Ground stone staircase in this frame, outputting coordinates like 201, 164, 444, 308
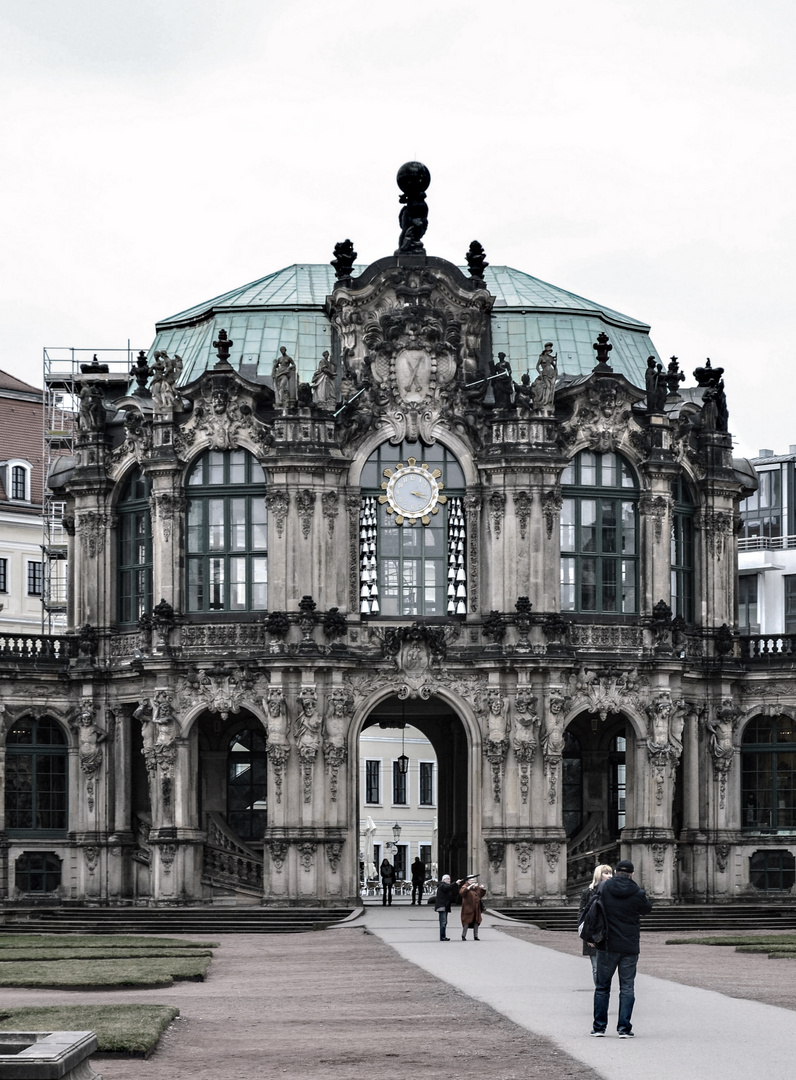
0, 906, 354, 935
493, 904, 796, 933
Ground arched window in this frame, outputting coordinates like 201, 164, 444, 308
118, 468, 152, 625
5, 717, 68, 835
187, 449, 267, 613
359, 441, 466, 616
560, 451, 639, 613
742, 715, 796, 831
227, 728, 268, 841
670, 476, 695, 623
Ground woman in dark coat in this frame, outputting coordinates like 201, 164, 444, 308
578, 864, 613, 982
459, 879, 486, 940
380, 858, 396, 906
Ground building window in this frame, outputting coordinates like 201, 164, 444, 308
419, 761, 435, 806
11, 465, 27, 501
739, 575, 760, 634
560, 451, 639, 614
359, 440, 466, 616
749, 850, 795, 891
117, 469, 153, 625
419, 844, 432, 875
15, 852, 62, 894
5, 717, 68, 835
365, 760, 381, 804
186, 449, 267, 613
26, 561, 43, 596
609, 734, 627, 834
562, 730, 582, 839
670, 476, 695, 623
785, 576, 796, 635
0, 558, 7, 593
392, 761, 407, 805
227, 728, 268, 842
740, 467, 782, 542
742, 715, 796, 830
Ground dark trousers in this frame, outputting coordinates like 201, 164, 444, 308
437, 910, 448, 939
593, 950, 638, 1034
411, 882, 424, 904
382, 883, 393, 905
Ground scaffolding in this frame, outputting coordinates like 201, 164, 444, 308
41, 346, 140, 634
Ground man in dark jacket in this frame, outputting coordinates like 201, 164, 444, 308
433, 875, 456, 941
410, 857, 427, 905
591, 859, 651, 1038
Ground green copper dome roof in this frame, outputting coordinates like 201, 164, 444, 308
151, 264, 659, 387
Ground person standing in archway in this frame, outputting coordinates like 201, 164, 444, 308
410, 856, 426, 905
434, 874, 456, 941
380, 858, 396, 906
459, 878, 486, 941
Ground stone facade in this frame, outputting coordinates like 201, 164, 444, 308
3, 203, 793, 907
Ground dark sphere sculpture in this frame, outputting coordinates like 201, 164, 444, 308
396, 161, 431, 194
396, 162, 431, 255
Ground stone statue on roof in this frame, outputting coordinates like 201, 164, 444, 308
273, 346, 298, 409
532, 343, 557, 411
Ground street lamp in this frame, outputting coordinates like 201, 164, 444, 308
391, 821, 402, 852
397, 725, 409, 776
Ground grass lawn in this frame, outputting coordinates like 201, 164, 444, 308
0, 1004, 179, 1056
0, 935, 217, 988
666, 933, 796, 959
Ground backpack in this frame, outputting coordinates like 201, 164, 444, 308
578, 888, 608, 947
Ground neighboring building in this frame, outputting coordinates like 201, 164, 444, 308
0, 371, 44, 635
4, 162, 796, 910
738, 447, 796, 637
359, 722, 437, 884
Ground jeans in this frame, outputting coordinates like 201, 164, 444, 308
437, 910, 448, 939
593, 950, 638, 1033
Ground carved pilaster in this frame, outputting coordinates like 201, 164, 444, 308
513, 491, 532, 541
297, 489, 315, 539
542, 490, 562, 540
266, 491, 289, 538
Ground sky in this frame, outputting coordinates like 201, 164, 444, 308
1, 0, 793, 460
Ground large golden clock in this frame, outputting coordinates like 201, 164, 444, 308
378, 457, 447, 526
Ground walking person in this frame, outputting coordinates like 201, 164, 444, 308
434, 874, 456, 941
380, 858, 396, 906
591, 859, 651, 1038
410, 856, 426, 905
459, 878, 486, 940
578, 864, 613, 984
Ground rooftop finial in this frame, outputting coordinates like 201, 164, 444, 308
395, 161, 430, 255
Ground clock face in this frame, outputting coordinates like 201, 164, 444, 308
378, 457, 446, 526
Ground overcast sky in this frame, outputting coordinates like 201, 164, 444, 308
1, 0, 793, 459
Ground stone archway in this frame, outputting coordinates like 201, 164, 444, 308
359, 694, 471, 892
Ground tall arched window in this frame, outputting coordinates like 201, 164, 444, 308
5, 717, 68, 835
670, 476, 695, 623
742, 715, 796, 831
560, 451, 639, 613
227, 728, 268, 841
186, 449, 267, 613
359, 440, 466, 616
117, 468, 153, 626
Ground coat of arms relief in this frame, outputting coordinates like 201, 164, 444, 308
329, 264, 492, 445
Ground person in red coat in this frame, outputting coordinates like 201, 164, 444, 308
459, 879, 486, 940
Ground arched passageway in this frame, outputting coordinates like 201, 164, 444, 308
360, 695, 470, 888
